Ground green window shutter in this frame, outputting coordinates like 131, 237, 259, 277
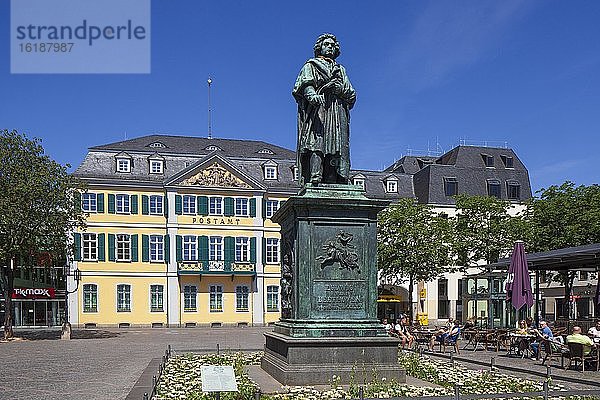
74, 192, 82, 213
131, 234, 138, 262
249, 198, 256, 217
175, 195, 182, 215
98, 233, 105, 262
96, 193, 105, 213
108, 234, 116, 261
163, 196, 169, 217
250, 237, 257, 263
142, 234, 149, 262
224, 236, 235, 269
198, 236, 209, 263
262, 237, 267, 264
224, 197, 234, 216
73, 233, 81, 261
130, 195, 138, 214
164, 234, 170, 263
142, 195, 149, 215
176, 235, 182, 262
108, 194, 116, 214
198, 196, 208, 216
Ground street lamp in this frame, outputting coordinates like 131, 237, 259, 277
61, 263, 80, 340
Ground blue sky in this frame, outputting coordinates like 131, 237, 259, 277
1, 0, 599, 192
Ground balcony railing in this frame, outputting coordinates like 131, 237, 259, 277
178, 260, 255, 275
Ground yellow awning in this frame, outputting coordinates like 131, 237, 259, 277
377, 295, 403, 302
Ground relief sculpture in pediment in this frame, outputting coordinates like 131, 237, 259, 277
181, 162, 251, 188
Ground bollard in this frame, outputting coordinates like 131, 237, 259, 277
490, 357, 495, 371
162, 355, 166, 364
543, 380, 549, 400
454, 384, 460, 400
159, 363, 163, 374
168, 344, 171, 356
143, 393, 148, 400
217, 343, 220, 355
358, 386, 364, 400
546, 365, 551, 379
450, 354, 454, 367
153, 375, 157, 387
254, 389, 261, 400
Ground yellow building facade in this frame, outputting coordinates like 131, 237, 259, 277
68, 135, 298, 327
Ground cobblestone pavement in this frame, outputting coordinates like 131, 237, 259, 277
0, 327, 269, 400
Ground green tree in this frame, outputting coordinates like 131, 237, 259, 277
453, 194, 527, 268
0, 130, 85, 339
377, 198, 453, 322
525, 181, 600, 317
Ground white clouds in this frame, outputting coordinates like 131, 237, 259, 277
391, 0, 536, 92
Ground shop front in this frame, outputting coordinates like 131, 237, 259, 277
7, 287, 65, 327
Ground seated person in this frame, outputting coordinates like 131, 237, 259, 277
398, 316, 414, 348
531, 320, 553, 358
567, 326, 595, 356
429, 320, 460, 351
588, 320, 600, 340
462, 318, 475, 330
516, 320, 529, 335
382, 318, 393, 335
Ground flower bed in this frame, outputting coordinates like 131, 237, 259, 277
154, 350, 580, 400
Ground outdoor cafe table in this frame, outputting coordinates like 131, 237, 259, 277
506, 332, 536, 358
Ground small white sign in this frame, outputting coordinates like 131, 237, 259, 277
201, 365, 238, 392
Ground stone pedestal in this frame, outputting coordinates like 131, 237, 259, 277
261, 185, 404, 385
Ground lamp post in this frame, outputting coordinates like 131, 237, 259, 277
62, 263, 80, 340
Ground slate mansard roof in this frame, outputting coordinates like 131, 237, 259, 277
74, 135, 531, 204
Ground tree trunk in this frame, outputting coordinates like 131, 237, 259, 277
408, 276, 414, 324
562, 271, 574, 319
3, 260, 15, 340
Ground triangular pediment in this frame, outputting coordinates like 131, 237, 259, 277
166, 154, 264, 190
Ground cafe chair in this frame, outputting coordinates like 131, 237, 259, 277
565, 342, 599, 372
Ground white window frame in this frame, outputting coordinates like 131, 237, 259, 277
149, 160, 164, 174
183, 235, 197, 261
183, 285, 197, 312
116, 234, 131, 262
386, 180, 398, 193
265, 200, 280, 218
266, 238, 280, 264
235, 198, 249, 216
83, 283, 98, 313
235, 237, 250, 262
116, 194, 130, 214
507, 181, 521, 200
235, 285, 249, 312
209, 197, 223, 215
81, 193, 97, 213
82, 233, 98, 261
149, 235, 164, 262
116, 158, 131, 173
149, 195, 163, 215
209, 236, 224, 261
150, 284, 164, 312
209, 284, 223, 312
116, 284, 131, 312
267, 285, 279, 312
264, 166, 277, 180
292, 166, 299, 181
353, 179, 365, 190
182, 195, 196, 215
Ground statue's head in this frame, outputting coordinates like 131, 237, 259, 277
313, 33, 340, 59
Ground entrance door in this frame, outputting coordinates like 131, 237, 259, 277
35, 301, 47, 326
22, 301, 35, 326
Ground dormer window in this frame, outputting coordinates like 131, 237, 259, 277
501, 155, 514, 168
385, 179, 398, 193
507, 181, 521, 200
205, 145, 222, 152
444, 177, 458, 196
481, 154, 494, 168
264, 166, 277, 180
487, 179, 501, 198
149, 160, 164, 174
258, 148, 275, 155
148, 142, 165, 148
353, 178, 365, 190
116, 158, 131, 173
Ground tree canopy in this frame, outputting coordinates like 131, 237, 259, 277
377, 198, 453, 320
0, 129, 85, 338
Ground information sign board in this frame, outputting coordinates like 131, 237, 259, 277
200, 365, 238, 392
